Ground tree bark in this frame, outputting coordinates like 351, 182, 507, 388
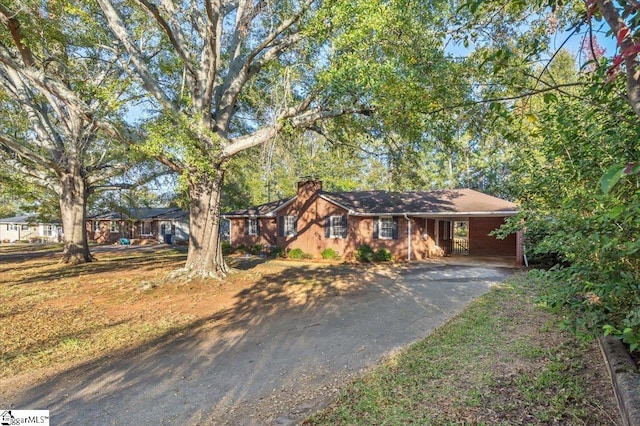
59, 171, 92, 264
597, 0, 640, 120
183, 166, 230, 278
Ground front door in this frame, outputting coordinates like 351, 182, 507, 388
438, 220, 452, 255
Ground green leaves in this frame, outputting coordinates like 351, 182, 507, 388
600, 164, 627, 194
600, 162, 640, 193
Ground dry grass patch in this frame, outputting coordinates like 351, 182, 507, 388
0, 246, 372, 391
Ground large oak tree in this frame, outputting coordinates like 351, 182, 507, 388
0, 1, 129, 263
96, 0, 453, 277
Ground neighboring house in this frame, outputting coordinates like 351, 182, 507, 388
0, 214, 62, 243
224, 180, 523, 265
86, 207, 189, 244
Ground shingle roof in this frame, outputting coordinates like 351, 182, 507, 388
223, 188, 517, 217
321, 188, 517, 215
0, 214, 59, 224
88, 207, 187, 220
0, 214, 38, 224
223, 198, 296, 217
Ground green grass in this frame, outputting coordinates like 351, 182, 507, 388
305, 276, 618, 425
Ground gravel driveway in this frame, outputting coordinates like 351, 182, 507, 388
7, 263, 513, 425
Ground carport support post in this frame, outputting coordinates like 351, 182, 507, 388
404, 214, 411, 261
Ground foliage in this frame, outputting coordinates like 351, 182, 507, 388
356, 244, 375, 263
250, 243, 265, 255
288, 248, 311, 260
493, 58, 640, 350
235, 244, 249, 254
374, 247, 393, 262
0, 1, 136, 263
270, 247, 285, 259
221, 241, 233, 256
321, 248, 341, 260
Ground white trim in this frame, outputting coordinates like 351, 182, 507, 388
404, 214, 411, 261
378, 216, 394, 240
247, 218, 258, 235
328, 215, 345, 239
318, 194, 353, 214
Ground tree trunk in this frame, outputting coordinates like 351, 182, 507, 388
59, 171, 92, 264
184, 167, 230, 278
597, 0, 640, 120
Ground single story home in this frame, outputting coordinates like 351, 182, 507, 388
86, 207, 189, 244
0, 214, 62, 243
223, 180, 523, 265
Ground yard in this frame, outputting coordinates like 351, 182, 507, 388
0, 243, 620, 424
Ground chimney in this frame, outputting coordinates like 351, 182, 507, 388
297, 179, 322, 200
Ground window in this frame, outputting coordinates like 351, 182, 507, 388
379, 217, 395, 239
21, 224, 29, 231
278, 215, 297, 237
374, 216, 397, 240
110, 221, 118, 233
140, 221, 152, 236
93, 221, 100, 232
43, 225, 54, 237
246, 218, 258, 236
327, 215, 347, 238
7, 224, 17, 231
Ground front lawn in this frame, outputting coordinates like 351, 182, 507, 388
305, 275, 620, 425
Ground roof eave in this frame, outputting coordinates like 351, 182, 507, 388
223, 196, 298, 219
346, 210, 519, 217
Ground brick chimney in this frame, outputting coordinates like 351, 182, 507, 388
297, 179, 322, 203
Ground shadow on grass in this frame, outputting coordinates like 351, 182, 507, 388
5, 258, 510, 425
1, 246, 188, 286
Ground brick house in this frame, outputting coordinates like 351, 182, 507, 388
224, 180, 523, 265
86, 207, 189, 244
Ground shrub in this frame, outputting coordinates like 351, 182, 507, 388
270, 246, 284, 258
250, 243, 264, 255
222, 241, 234, 255
356, 244, 374, 262
321, 248, 340, 260
288, 248, 305, 259
375, 247, 393, 262
236, 243, 249, 254
288, 248, 311, 259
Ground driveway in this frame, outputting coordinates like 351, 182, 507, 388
6, 263, 514, 425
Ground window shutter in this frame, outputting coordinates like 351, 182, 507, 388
373, 216, 379, 239
294, 216, 298, 234
342, 215, 348, 238
278, 216, 284, 237
325, 216, 330, 238
244, 219, 249, 235
256, 219, 261, 235
392, 217, 399, 240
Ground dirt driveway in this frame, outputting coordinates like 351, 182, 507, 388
6, 262, 513, 425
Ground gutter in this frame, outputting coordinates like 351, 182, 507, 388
345, 210, 519, 217
404, 213, 411, 261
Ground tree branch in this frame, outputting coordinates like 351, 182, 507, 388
222, 102, 374, 158
596, 0, 640, 119
96, 0, 176, 113
0, 4, 34, 67
136, 0, 195, 76
215, 0, 314, 133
